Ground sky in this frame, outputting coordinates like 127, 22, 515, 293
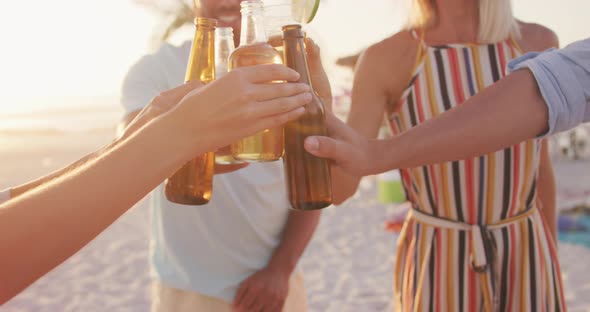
0, 0, 587, 115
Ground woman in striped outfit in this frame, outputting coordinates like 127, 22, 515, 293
332, 0, 565, 311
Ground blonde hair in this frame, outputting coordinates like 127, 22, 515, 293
405, 0, 521, 43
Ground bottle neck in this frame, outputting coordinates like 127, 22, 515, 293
240, 9, 268, 46
186, 24, 215, 83
282, 35, 313, 91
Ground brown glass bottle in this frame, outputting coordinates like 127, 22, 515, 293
164, 17, 216, 205
282, 24, 332, 210
229, 0, 284, 162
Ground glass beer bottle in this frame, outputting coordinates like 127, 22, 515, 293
282, 24, 332, 210
164, 17, 216, 205
214, 26, 243, 164
229, 0, 284, 162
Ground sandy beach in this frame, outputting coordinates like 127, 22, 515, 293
1, 130, 590, 312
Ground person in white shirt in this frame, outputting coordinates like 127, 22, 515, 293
0, 64, 311, 304
120, 1, 333, 311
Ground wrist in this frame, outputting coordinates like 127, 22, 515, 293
367, 139, 393, 175
138, 116, 198, 168
266, 255, 295, 277
161, 107, 210, 153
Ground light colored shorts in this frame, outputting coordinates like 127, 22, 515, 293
151, 272, 308, 312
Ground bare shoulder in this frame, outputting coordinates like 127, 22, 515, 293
517, 21, 559, 53
358, 31, 418, 72
355, 30, 419, 94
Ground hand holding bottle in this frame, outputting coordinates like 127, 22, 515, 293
166, 63, 312, 157
304, 112, 376, 177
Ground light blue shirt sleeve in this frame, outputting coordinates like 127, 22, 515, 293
507, 38, 590, 136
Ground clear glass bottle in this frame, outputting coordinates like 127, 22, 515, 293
164, 17, 216, 205
229, 0, 284, 162
214, 26, 243, 165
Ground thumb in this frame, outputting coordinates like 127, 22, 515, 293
304, 135, 346, 161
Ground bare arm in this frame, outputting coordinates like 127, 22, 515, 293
537, 141, 557, 242
269, 210, 321, 274
0, 116, 185, 303
304, 69, 549, 176
9, 142, 115, 199
10, 87, 181, 200
370, 70, 548, 171
332, 34, 417, 204
0, 64, 310, 304
332, 50, 387, 203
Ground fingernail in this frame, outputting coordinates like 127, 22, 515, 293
305, 137, 319, 151
303, 92, 313, 102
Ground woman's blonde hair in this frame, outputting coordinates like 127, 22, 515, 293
405, 0, 521, 43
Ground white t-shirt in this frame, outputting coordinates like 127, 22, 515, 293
121, 42, 291, 302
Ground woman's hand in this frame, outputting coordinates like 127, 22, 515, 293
166, 63, 312, 155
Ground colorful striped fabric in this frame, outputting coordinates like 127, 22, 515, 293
389, 31, 567, 311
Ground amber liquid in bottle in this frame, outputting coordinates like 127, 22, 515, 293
229, 0, 284, 162
282, 24, 332, 210
164, 17, 216, 205
267, 35, 284, 61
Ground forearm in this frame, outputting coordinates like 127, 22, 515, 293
375, 70, 549, 172
332, 169, 362, 205
10, 110, 143, 199
9, 141, 116, 199
267, 210, 321, 274
0, 116, 187, 303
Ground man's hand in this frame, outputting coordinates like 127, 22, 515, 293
232, 266, 290, 312
304, 112, 375, 177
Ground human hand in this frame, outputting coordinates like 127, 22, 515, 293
304, 112, 375, 177
305, 37, 332, 111
120, 80, 204, 141
232, 266, 290, 312
167, 63, 312, 155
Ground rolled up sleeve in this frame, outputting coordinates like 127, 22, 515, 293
507, 38, 590, 136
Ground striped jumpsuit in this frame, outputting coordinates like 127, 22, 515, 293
391, 31, 567, 312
